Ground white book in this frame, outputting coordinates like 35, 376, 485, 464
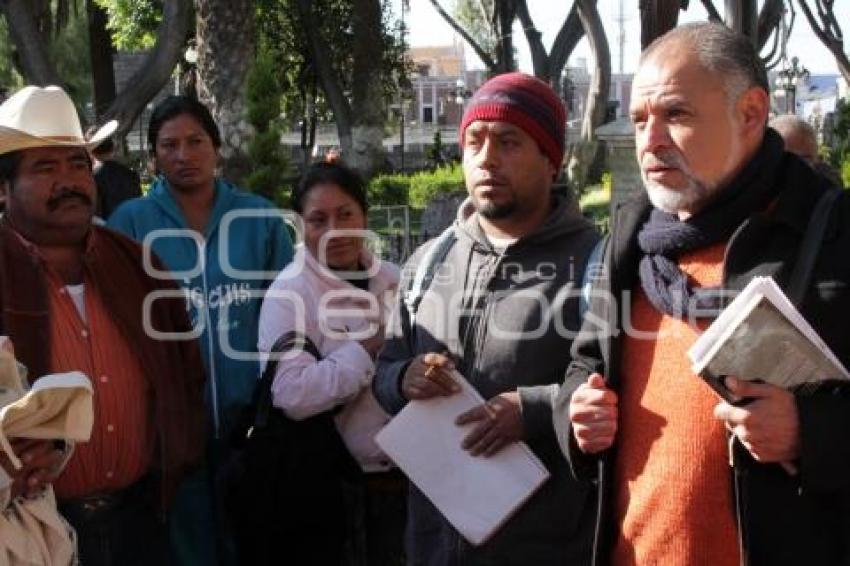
688, 276, 849, 402
374, 370, 550, 545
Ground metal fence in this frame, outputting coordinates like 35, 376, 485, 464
367, 205, 429, 264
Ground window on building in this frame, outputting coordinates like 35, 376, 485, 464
423, 106, 434, 124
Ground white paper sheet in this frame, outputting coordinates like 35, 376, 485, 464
375, 370, 550, 545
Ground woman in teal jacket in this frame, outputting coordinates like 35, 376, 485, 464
108, 96, 293, 565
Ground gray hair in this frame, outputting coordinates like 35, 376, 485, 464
769, 114, 816, 142
641, 22, 769, 103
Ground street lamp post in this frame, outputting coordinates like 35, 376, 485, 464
775, 56, 810, 115
454, 78, 472, 106
400, 97, 406, 172
399, 0, 408, 172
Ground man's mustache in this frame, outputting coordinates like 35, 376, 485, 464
643, 150, 686, 171
46, 188, 93, 211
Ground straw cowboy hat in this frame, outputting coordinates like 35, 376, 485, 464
0, 85, 117, 157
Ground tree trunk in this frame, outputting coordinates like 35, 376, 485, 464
568, 0, 611, 190
195, 0, 255, 184
101, 0, 192, 143
513, 0, 589, 87
428, 0, 496, 71
516, 0, 548, 79
797, 0, 850, 87
725, 0, 758, 44
0, 0, 63, 85
640, 0, 683, 49
349, 0, 386, 177
294, 0, 353, 160
494, 0, 517, 73
87, 0, 116, 119
577, 0, 610, 142
698, 0, 723, 22
549, 3, 588, 89
757, 0, 784, 50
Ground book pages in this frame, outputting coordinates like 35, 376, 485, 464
688, 277, 850, 393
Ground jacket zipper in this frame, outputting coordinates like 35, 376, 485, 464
198, 240, 221, 439
722, 216, 753, 566
730, 438, 748, 566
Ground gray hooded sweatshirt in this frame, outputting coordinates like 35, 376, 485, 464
374, 192, 600, 566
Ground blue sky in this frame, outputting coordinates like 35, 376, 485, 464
400, 0, 849, 76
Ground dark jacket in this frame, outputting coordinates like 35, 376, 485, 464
553, 151, 850, 566
0, 220, 207, 507
375, 192, 600, 566
95, 160, 141, 220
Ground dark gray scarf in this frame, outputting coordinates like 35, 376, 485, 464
637, 130, 785, 319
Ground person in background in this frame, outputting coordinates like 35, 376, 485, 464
257, 158, 405, 565
85, 128, 142, 220
556, 23, 850, 566
0, 85, 205, 566
373, 72, 600, 566
769, 113, 844, 187
108, 95, 293, 565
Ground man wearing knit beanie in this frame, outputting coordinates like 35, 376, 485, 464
374, 72, 600, 566
459, 71, 567, 174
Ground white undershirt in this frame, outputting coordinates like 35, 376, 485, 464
487, 235, 518, 252
65, 284, 87, 323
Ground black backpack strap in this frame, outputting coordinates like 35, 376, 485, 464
579, 237, 606, 318
404, 227, 457, 322
786, 188, 841, 307
254, 332, 321, 430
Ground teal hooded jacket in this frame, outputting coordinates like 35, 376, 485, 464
108, 177, 293, 439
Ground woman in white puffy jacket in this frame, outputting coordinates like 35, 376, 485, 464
257, 159, 405, 565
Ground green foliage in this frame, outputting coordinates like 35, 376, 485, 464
452, 0, 497, 61
0, 19, 23, 92
842, 156, 850, 188
426, 131, 446, 168
829, 99, 850, 168
243, 44, 291, 204
368, 174, 410, 206
369, 164, 465, 208
92, 0, 163, 50
48, 6, 93, 109
408, 164, 464, 208
579, 185, 610, 234
245, 48, 280, 127
0, 3, 92, 106
256, 0, 411, 129
601, 171, 612, 193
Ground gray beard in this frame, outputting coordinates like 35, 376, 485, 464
644, 177, 715, 216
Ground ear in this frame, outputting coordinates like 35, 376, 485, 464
736, 86, 770, 141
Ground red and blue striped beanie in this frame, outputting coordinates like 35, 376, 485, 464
459, 72, 567, 169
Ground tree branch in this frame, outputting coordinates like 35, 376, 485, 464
295, 0, 352, 142
576, 0, 610, 140
515, 0, 547, 79
0, 0, 63, 86
549, 2, 586, 86
818, 0, 843, 41
757, 0, 784, 50
101, 0, 192, 141
699, 0, 723, 23
428, 0, 496, 70
797, 0, 850, 86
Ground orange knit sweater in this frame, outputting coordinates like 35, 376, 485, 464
610, 243, 740, 566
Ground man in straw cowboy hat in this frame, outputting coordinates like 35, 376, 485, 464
0, 85, 206, 565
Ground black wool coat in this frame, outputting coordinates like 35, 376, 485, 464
554, 151, 850, 566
